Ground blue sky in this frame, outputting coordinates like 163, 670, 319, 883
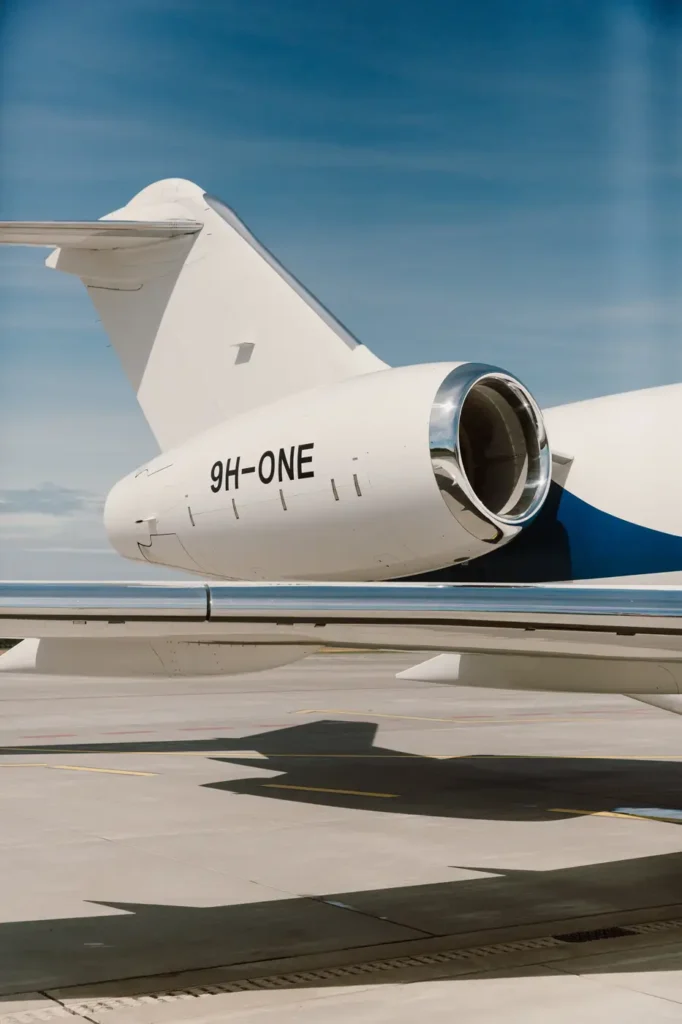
1, 0, 682, 578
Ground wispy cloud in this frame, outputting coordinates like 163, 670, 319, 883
0, 483, 102, 518
0, 488, 133, 579
7, 98, 682, 193
582, 301, 682, 327
21, 546, 116, 555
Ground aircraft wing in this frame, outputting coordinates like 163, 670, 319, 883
2, 581, 682, 663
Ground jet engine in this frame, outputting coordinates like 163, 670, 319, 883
105, 361, 551, 581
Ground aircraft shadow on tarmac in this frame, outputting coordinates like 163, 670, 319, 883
3, 721, 682, 996
3, 850, 682, 997
5, 717, 682, 823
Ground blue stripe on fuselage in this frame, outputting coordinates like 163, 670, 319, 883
403, 483, 682, 583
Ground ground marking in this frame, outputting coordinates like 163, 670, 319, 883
51, 764, 156, 776
0, 762, 48, 768
550, 807, 682, 824
263, 783, 398, 798
295, 709, 633, 725
0, 762, 155, 777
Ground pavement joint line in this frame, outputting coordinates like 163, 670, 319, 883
9, 916, 682, 1019
294, 709, 646, 725
442, 753, 682, 761
3, 750, 682, 760
549, 807, 682, 824
21, 734, 76, 739
101, 730, 154, 736
0, 749, 267, 758
263, 783, 399, 798
2, 904, 682, 1016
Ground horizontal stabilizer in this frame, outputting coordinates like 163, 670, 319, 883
0, 220, 202, 249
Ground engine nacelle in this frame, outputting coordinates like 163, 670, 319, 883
105, 362, 551, 580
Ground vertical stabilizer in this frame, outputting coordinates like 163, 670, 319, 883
43, 178, 387, 449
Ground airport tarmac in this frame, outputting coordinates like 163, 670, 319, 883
1, 651, 682, 1022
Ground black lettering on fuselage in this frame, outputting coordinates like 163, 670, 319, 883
278, 446, 296, 482
225, 456, 240, 490
297, 442, 315, 479
211, 443, 315, 493
210, 460, 223, 492
258, 450, 276, 484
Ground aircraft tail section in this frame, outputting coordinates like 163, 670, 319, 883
0, 179, 386, 449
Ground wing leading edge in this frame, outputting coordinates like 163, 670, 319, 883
2, 581, 682, 663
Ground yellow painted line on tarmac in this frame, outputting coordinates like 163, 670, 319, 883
263, 783, 398, 799
50, 764, 156, 776
549, 807, 682, 825
0, 762, 49, 768
0, 761, 155, 777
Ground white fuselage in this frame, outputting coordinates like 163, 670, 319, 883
105, 369, 682, 586
105, 361, 547, 580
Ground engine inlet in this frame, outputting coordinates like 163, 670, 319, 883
429, 363, 551, 544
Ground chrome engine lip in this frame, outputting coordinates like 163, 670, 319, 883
429, 363, 551, 543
